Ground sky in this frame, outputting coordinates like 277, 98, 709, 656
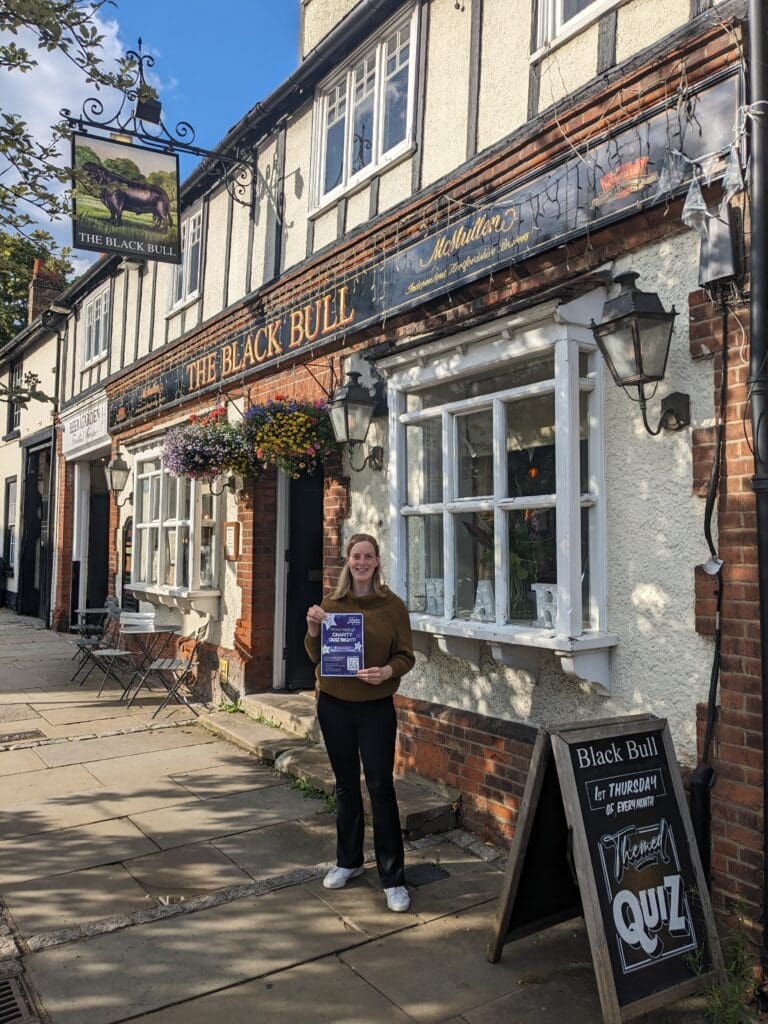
3, 0, 301, 273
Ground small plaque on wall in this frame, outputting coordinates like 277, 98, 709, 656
224, 522, 240, 561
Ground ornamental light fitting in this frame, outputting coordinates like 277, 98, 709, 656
590, 272, 689, 436
328, 372, 384, 472
106, 454, 133, 507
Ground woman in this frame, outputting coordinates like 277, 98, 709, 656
305, 533, 415, 913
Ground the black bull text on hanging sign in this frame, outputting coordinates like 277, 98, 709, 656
109, 71, 739, 430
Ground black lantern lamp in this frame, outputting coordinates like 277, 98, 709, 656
329, 372, 384, 472
106, 454, 133, 507
590, 272, 689, 435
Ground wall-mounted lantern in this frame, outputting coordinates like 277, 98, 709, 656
105, 454, 133, 507
328, 371, 385, 472
590, 272, 689, 435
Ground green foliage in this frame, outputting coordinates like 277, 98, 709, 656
219, 700, 243, 714
103, 157, 144, 181
289, 775, 336, 814
0, 228, 72, 346
0, 1, 135, 240
698, 906, 760, 1024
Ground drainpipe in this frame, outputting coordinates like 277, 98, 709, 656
747, 0, 768, 966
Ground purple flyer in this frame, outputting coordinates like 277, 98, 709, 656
320, 613, 364, 676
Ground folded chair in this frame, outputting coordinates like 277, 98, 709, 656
89, 611, 154, 697
129, 622, 208, 718
68, 598, 121, 683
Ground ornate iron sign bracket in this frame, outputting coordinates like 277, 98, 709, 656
60, 39, 257, 205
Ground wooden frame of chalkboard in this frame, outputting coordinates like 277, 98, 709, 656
488, 714, 725, 1023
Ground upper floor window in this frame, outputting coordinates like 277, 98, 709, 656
536, 0, 613, 49
132, 455, 218, 592
387, 320, 607, 650
313, 7, 417, 207
172, 209, 202, 307
7, 360, 22, 434
3, 477, 16, 576
83, 288, 110, 366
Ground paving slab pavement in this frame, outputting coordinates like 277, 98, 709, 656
0, 610, 716, 1024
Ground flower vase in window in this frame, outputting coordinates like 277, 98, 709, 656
472, 579, 495, 622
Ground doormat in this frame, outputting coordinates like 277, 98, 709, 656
0, 730, 45, 744
404, 863, 450, 888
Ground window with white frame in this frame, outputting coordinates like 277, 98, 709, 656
390, 326, 605, 646
536, 0, 616, 49
171, 209, 202, 307
132, 455, 219, 592
83, 288, 110, 366
7, 360, 22, 434
4, 477, 16, 576
313, 7, 417, 206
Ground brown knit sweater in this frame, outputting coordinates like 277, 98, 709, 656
304, 587, 415, 701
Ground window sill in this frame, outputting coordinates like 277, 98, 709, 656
166, 292, 201, 320
127, 583, 220, 618
2, 430, 20, 443
409, 613, 617, 694
81, 355, 108, 373
530, 0, 630, 65
310, 142, 416, 220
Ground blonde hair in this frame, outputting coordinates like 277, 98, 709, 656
330, 533, 387, 599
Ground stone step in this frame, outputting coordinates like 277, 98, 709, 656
240, 692, 321, 743
200, 702, 460, 840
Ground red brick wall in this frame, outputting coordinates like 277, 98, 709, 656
689, 284, 762, 931
395, 696, 536, 842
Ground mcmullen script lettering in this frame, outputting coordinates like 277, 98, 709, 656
419, 210, 519, 268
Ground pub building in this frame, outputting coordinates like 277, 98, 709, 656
27, 0, 760, 940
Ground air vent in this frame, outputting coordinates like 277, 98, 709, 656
0, 977, 38, 1023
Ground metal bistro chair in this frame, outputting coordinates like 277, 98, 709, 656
68, 598, 121, 683
131, 623, 208, 718
90, 611, 155, 697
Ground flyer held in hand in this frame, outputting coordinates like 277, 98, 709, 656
320, 613, 365, 677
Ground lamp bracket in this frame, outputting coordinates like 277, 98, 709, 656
659, 392, 691, 431
115, 490, 133, 509
348, 444, 384, 473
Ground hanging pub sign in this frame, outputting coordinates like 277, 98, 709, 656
109, 69, 739, 429
72, 133, 180, 263
487, 716, 724, 1023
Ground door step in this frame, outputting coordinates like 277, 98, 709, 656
200, 693, 459, 840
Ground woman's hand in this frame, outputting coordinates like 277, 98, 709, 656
306, 604, 326, 637
356, 665, 394, 686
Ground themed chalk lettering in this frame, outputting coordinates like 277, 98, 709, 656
597, 818, 697, 971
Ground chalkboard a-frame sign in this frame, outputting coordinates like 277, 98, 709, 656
487, 715, 724, 1023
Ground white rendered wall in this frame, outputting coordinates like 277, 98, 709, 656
203, 187, 229, 322
281, 103, 314, 273
476, 0, 531, 153
420, 0, 472, 188
615, 0, 688, 64
301, 0, 360, 57
538, 24, 600, 112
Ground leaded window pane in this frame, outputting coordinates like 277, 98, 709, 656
454, 511, 495, 621
457, 410, 493, 498
505, 394, 556, 498
406, 515, 444, 613
406, 420, 443, 505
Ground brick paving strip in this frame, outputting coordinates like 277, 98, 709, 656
0, 829, 500, 960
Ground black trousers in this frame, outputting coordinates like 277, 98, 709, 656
316, 691, 405, 888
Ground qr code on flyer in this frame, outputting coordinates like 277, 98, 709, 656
346, 657, 360, 672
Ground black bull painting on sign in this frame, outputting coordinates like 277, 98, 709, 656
82, 162, 173, 231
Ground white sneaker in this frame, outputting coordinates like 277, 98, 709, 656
384, 885, 411, 912
322, 865, 364, 889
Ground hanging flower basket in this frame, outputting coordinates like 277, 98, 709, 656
244, 395, 340, 479
162, 407, 260, 482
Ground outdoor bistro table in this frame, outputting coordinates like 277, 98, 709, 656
120, 623, 181, 704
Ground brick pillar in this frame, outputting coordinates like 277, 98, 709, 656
689, 287, 762, 934
322, 450, 349, 593
235, 470, 277, 691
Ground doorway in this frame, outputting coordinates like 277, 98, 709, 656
19, 443, 53, 621
282, 469, 324, 689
